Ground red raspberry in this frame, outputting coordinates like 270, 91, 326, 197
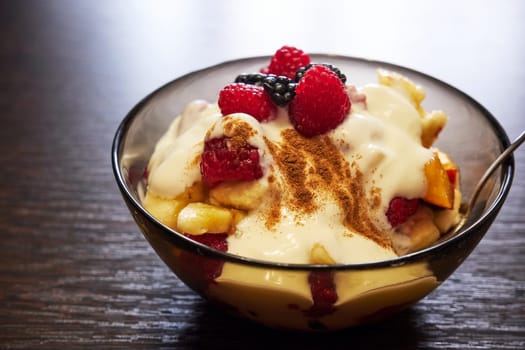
189, 233, 228, 252
263, 45, 311, 79
288, 65, 351, 137
306, 271, 338, 317
200, 136, 263, 187
218, 83, 276, 122
180, 233, 228, 290
386, 197, 420, 227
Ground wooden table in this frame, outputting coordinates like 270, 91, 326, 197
1, 1, 523, 348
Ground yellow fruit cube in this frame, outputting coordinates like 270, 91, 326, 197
143, 192, 186, 229
377, 68, 426, 115
309, 243, 336, 265
209, 180, 268, 211
177, 202, 233, 235
421, 110, 448, 148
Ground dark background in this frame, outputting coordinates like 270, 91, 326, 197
1, 1, 523, 349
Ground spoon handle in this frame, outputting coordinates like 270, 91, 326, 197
467, 130, 525, 211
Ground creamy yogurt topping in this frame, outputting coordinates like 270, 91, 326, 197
147, 101, 220, 198
146, 84, 433, 264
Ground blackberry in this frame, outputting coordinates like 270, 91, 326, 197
294, 63, 347, 84
262, 74, 296, 106
234, 73, 266, 86
234, 73, 296, 106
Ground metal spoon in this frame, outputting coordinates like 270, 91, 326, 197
453, 129, 525, 234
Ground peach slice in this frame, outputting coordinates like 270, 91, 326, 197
437, 151, 459, 188
423, 152, 454, 209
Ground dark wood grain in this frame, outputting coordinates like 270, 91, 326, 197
1, 1, 523, 349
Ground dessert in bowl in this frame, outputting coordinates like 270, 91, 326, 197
112, 46, 514, 331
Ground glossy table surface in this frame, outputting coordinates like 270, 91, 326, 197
1, 1, 524, 349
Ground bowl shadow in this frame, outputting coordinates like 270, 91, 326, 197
167, 299, 427, 350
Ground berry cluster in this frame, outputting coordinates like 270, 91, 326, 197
203, 46, 352, 186
218, 45, 351, 137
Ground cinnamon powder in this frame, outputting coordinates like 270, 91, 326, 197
221, 116, 257, 148
265, 128, 392, 250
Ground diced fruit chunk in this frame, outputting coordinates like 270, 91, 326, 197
421, 110, 448, 148
437, 150, 459, 188
143, 192, 186, 229
177, 202, 233, 235
309, 243, 336, 265
210, 180, 268, 211
423, 152, 454, 209
377, 68, 425, 114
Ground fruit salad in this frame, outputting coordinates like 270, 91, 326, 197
144, 46, 461, 267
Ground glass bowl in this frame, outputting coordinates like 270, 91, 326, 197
112, 55, 514, 331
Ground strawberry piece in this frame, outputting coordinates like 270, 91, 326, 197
288, 65, 351, 137
218, 83, 276, 122
305, 271, 338, 317
180, 233, 228, 290
386, 197, 420, 227
200, 136, 263, 187
263, 45, 311, 79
